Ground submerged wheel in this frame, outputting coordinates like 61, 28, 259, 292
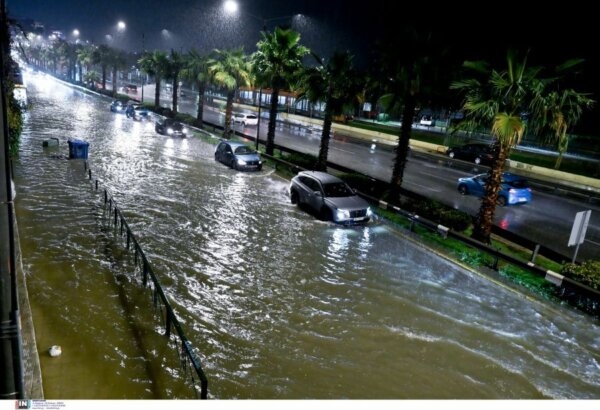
320, 206, 332, 222
290, 189, 299, 204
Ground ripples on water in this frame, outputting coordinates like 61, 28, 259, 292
14, 74, 600, 399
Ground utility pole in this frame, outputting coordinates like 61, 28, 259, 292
0, 0, 24, 399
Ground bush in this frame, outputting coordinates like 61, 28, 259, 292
561, 260, 600, 291
282, 152, 318, 170
401, 197, 472, 232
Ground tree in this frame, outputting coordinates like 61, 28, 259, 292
181, 49, 211, 127
166, 49, 184, 114
297, 52, 363, 170
208, 48, 252, 138
110, 48, 127, 97
76, 45, 95, 83
84, 70, 100, 89
529, 62, 594, 169
451, 50, 544, 243
139, 50, 169, 110
376, 28, 452, 202
93, 45, 112, 90
252, 27, 309, 155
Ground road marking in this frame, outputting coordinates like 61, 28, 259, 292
331, 146, 355, 154
403, 180, 443, 192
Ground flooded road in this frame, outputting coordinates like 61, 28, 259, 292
14, 73, 600, 399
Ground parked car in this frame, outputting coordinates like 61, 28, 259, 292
232, 112, 259, 126
123, 84, 138, 94
214, 141, 262, 171
125, 104, 150, 120
457, 173, 532, 206
155, 118, 188, 137
110, 100, 126, 113
289, 171, 372, 224
446, 143, 495, 165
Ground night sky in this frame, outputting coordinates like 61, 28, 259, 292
7, 0, 600, 135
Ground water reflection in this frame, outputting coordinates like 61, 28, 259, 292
13, 73, 600, 399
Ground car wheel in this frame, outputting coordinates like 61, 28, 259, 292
497, 196, 507, 206
155, 126, 161, 134
448, 151, 455, 159
474, 157, 481, 165
231, 159, 237, 170
458, 184, 468, 195
290, 189, 299, 204
320, 206, 332, 222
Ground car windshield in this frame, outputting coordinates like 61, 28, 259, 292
234, 146, 255, 155
322, 182, 354, 197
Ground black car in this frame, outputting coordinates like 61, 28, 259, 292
155, 118, 188, 137
446, 143, 495, 165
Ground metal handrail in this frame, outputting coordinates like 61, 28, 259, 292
86, 164, 208, 399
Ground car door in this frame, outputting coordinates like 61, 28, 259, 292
306, 178, 325, 211
472, 175, 487, 196
223, 144, 235, 166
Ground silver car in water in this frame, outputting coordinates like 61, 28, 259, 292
289, 171, 372, 224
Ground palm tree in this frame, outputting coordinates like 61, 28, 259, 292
109, 49, 128, 97
166, 49, 185, 114
208, 48, 253, 138
93, 45, 112, 90
376, 28, 451, 202
181, 49, 211, 127
297, 52, 363, 171
451, 50, 543, 243
529, 63, 594, 169
139, 50, 169, 110
76, 45, 95, 83
84, 70, 100, 88
252, 27, 309, 155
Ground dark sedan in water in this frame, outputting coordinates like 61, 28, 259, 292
214, 141, 262, 171
446, 143, 496, 165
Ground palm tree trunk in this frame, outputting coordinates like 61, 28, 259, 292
224, 90, 235, 138
266, 87, 280, 156
196, 80, 206, 127
172, 74, 179, 114
154, 78, 161, 109
317, 106, 333, 171
101, 66, 107, 90
389, 92, 417, 202
112, 66, 117, 97
78, 64, 83, 83
472, 140, 510, 244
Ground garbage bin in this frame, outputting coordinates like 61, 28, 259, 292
68, 139, 89, 160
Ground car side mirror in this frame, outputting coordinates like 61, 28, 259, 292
314, 191, 322, 197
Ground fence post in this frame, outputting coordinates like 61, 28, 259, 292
126, 230, 130, 250
104, 189, 107, 204
530, 244, 540, 264
88, 169, 92, 180
95, 180, 98, 191
165, 311, 172, 338
143, 261, 148, 287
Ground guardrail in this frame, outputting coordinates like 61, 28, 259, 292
83, 163, 208, 399
258, 151, 600, 317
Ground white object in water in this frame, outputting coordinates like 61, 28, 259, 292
48, 345, 62, 357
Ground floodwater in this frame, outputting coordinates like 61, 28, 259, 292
13, 73, 600, 399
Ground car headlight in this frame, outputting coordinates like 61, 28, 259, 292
366, 207, 373, 217
237, 159, 247, 165
182, 128, 188, 134
336, 209, 350, 221
258, 160, 262, 165
167, 128, 174, 135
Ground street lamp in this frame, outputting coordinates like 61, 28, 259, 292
117, 21, 126, 31
72, 29, 80, 37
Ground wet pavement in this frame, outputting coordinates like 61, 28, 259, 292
12, 73, 600, 399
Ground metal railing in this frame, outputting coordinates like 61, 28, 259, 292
84, 164, 208, 399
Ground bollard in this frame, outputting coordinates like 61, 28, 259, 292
88, 169, 92, 180
126, 230, 130, 250
104, 189, 108, 204
114, 208, 118, 226
95, 180, 98, 191
165, 311, 172, 338
492, 256, 499, 271
143, 261, 148, 287
84, 161, 87, 171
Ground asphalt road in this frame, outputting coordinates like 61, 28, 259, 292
141, 84, 600, 261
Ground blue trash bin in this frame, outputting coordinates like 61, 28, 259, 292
68, 139, 89, 160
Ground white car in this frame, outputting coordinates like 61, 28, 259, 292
232, 113, 258, 126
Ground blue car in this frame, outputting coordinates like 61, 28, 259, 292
214, 141, 262, 171
457, 173, 532, 206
